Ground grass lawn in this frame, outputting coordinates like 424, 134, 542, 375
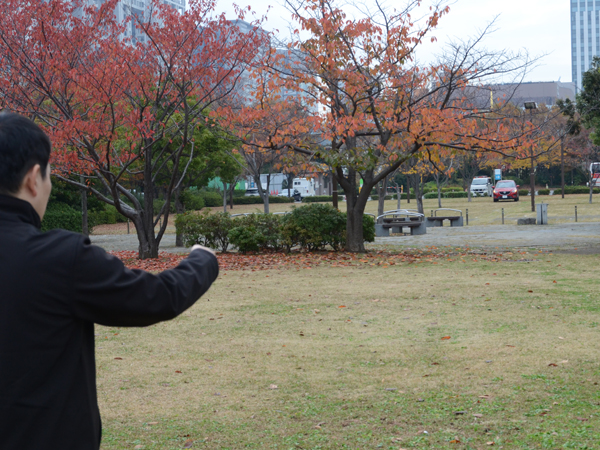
98, 248, 600, 449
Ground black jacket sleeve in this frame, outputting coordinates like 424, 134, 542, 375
70, 237, 219, 327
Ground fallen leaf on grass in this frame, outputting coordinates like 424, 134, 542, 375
183, 439, 194, 448
441, 336, 451, 340
449, 439, 461, 444
147, 422, 159, 425
268, 384, 278, 390
473, 413, 483, 418
114, 357, 123, 360
486, 442, 495, 446
548, 363, 558, 367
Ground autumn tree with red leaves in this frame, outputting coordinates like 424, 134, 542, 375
266, 0, 548, 252
0, 0, 266, 258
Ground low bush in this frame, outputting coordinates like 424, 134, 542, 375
518, 189, 530, 197
445, 191, 468, 198
199, 190, 223, 207
281, 204, 347, 251
180, 189, 205, 211
42, 202, 82, 233
562, 186, 600, 194
303, 195, 333, 203
232, 196, 295, 205
537, 189, 550, 195
424, 192, 439, 199
229, 214, 284, 252
88, 204, 127, 227
391, 193, 413, 200
370, 195, 393, 201
175, 211, 232, 252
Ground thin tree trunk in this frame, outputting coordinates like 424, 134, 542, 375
396, 186, 401, 210
175, 187, 185, 247
436, 175, 442, 208
377, 177, 387, 223
223, 181, 227, 213
80, 175, 88, 236
530, 154, 536, 213
561, 135, 565, 198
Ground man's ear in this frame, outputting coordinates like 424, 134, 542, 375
21, 164, 42, 197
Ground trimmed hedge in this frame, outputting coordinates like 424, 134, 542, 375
229, 214, 284, 252
41, 202, 82, 233
537, 189, 550, 195
370, 195, 393, 201
175, 211, 232, 252
233, 196, 295, 205
303, 195, 334, 203
518, 189, 530, 197
175, 205, 375, 252
446, 191, 468, 198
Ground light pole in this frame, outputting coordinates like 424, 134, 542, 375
524, 101, 537, 212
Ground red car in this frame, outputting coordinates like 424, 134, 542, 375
493, 180, 519, 202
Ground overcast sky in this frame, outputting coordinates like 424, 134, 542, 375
215, 0, 571, 83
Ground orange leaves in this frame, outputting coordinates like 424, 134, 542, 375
441, 336, 451, 340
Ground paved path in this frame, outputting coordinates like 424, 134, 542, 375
371, 222, 600, 251
90, 222, 600, 253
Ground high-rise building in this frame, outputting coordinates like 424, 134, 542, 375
571, 0, 600, 91
87, 0, 185, 43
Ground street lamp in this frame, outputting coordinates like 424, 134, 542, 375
523, 101, 537, 212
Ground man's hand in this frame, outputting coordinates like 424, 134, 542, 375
191, 244, 216, 256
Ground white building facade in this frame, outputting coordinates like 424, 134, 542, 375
571, 0, 600, 90
87, 0, 185, 43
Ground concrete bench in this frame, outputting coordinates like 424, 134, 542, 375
375, 210, 426, 237
425, 208, 463, 227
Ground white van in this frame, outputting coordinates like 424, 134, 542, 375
292, 178, 315, 198
470, 176, 493, 197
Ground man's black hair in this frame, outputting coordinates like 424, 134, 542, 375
0, 112, 51, 194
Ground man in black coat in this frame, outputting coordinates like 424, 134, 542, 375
0, 112, 219, 449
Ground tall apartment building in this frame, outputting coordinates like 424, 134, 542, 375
571, 0, 600, 90
87, 0, 185, 43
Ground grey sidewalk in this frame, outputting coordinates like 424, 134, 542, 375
90, 222, 600, 253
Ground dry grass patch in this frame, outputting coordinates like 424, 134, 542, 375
98, 250, 600, 449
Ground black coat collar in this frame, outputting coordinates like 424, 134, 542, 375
0, 194, 42, 229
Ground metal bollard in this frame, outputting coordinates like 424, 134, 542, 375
575, 205, 578, 222
431, 209, 434, 217
466, 209, 469, 225
502, 208, 504, 225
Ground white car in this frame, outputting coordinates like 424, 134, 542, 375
470, 177, 493, 197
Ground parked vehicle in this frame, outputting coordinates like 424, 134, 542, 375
292, 178, 315, 198
493, 180, 519, 202
590, 162, 600, 186
470, 176, 493, 197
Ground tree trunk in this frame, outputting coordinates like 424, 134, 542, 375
222, 181, 227, 213
410, 174, 423, 214
175, 187, 184, 247
141, 149, 159, 259
396, 186, 401, 210
530, 155, 536, 213
80, 176, 88, 236
590, 174, 594, 204
376, 177, 387, 223
436, 175, 442, 208
561, 136, 565, 199
406, 184, 410, 203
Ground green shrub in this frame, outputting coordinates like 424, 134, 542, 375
200, 190, 223, 207
518, 189, 530, 197
446, 191, 468, 198
303, 196, 333, 203
175, 211, 233, 252
537, 189, 550, 195
359, 214, 375, 243
562, 186, 600, 194
232, 196, 294, 205
424, 192, 439, 199
180, 189, 205, 211
153, 198, 176, 215
42, 202, 82, 233
229, 214, 284, 252
281, 204, 347, 251
370, 195, 392, 201
88, 204, 126, 227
